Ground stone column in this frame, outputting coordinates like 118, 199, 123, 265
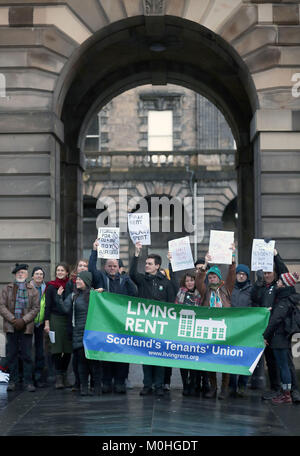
236, 145, 255, 266
251, 109, 300, 268
0, 115, 63, 283
60, 146, 84, 268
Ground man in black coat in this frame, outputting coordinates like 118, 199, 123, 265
251, 247, 300, 402
263, 272, 300, 404
88, 239, 137, 393
129, 242, 176, 396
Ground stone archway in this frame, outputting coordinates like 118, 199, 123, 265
56, 15, 257, 266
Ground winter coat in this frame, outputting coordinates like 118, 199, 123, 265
0, 282, 40, 334
57, 289, 91, 350
251, 253, 289, 309
231, 281, 253, 307
175, 288, 202, 306
44, 284, 67, 320
263, 287, 300, 349
88, 250, 137, 297
129, 256, 176, 303
195, 263, 236, 308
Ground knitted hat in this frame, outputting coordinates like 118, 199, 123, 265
207, 265, 222, 281
31, 266, 45, 278
195, 257, 210, 271
12, 263, 29, 274
281, 272, 299, 287
78, 270, 92, 288
236, 264, 250, 278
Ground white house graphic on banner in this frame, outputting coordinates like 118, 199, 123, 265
178, 309, 227, 341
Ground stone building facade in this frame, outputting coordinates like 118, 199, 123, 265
0, 0, 299, 285
82, 84, 237, 269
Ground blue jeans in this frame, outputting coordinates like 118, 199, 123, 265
273, 348, 292, 387
143, 365, 164, 389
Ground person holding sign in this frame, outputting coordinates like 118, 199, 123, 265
195, 245, 236, 400
263, 272, 300, 404
130, 241, 176, 396
89, 239, 137, 394
251, 245, 300, 403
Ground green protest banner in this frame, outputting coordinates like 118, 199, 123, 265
83, 291, 270, 375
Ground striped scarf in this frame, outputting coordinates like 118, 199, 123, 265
14, 281, 28, 318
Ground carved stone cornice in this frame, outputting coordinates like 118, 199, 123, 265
143, 0, 165, 16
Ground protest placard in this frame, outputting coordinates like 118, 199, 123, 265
208, 230, 234, 264
251, 239, 275, 272
128, 213, 151, 245
168, 236, 195, 272
97, 227, 120, 259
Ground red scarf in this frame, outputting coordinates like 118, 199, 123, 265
46, 276, 69, 291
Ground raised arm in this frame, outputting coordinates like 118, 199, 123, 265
224, 242, 236, 295
129, 242, 144, 286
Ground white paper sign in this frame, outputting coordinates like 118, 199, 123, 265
208, 230, 234, 265
251, 239, 275, 272
168, 236, 195, 272
128, 213, 151, 245
49, 331, 55, 344
97, 227, 120, 259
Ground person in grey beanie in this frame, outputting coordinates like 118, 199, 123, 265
57, 270, 102, 396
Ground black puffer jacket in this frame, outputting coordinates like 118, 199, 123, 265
263, 287, 300, 349
57, 288, 91, 350
231, 281, 253, 307
251, 252, 289, 309
129, 256, 175, 303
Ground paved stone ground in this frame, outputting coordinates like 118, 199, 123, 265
0, 371, 300, 438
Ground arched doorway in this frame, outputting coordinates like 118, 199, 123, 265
54, 15, 258, 266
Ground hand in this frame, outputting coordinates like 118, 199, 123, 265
205, 252, 212, 265
12, 318, 25, 331
256, 269, 264, 285
44, 321, 50, 334
167, 251, 172, 261
230, 242, 236, 263
93, 239, 99, 251
135, 241, 142, 257
95, 288, 104, 293
264, 339, 269, 346
274, 248, 278, 256
57, 286, 64, 296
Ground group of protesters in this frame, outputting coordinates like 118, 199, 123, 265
0, 237, 299, 406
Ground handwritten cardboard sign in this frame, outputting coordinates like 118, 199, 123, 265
97, 227, 120, 259
128, 213, 151, 245
168, 236, 195, 272
208, 230, 234, 265
251, 239, 275, 272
